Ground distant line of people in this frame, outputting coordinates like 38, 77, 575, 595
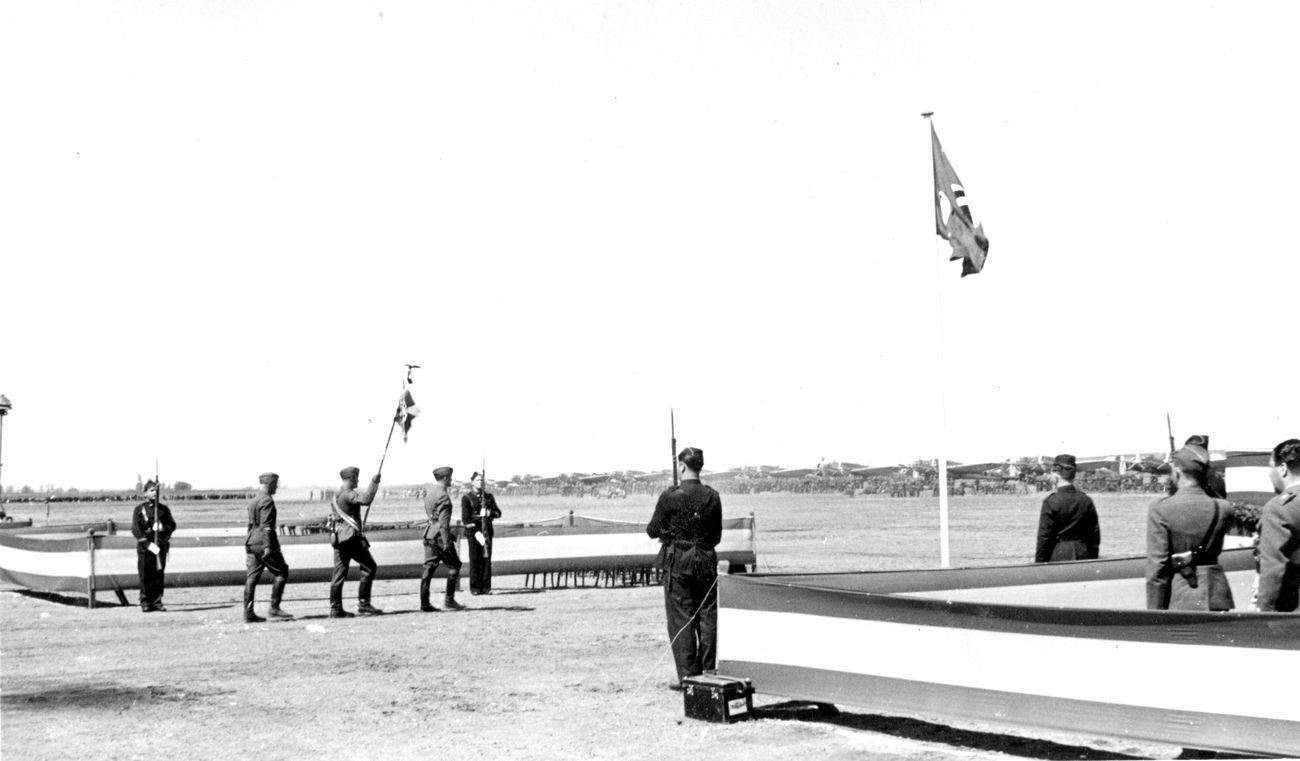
1033, 435, 1300, 613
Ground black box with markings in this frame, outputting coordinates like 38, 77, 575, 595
682, 675, 753, 723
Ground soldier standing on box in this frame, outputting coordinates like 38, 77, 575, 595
1256, 438, 1300, 612
646, 446, 723, 689
461, 471, 501, 595
420, 466, 464, 612
131, 479, 176, 613
1145, 445, 1235, 611
243, 472, 292, 623
1034, 454, 1101, 563
328, 466, 383, 618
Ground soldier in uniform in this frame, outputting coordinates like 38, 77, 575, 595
131, 480, 176, 612
1034, 454, 1101, 563
461, 471, 501, 595
646, 446, 722, 689
328, 466, 383, 617
1256, 438, 1300, 612
420, 466, 464, 612
243, 472, 292, 623
1145, 445, 1235, 611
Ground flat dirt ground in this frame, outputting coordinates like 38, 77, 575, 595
3, 579, 1186, 761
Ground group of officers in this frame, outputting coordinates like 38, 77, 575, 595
1034, 435, 1300, 613
129, 464, 501, 622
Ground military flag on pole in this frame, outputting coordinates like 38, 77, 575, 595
931, 124, 989, 277
394, 389, 419, 443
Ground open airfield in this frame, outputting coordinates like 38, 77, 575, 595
2, 492, 1205, 760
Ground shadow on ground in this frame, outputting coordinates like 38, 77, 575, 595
1, 683, 233, 711
752, 701, 1255, 760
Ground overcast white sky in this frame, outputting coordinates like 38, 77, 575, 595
2, 1, 1295, 490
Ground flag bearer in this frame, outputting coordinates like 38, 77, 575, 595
131, 480, 176, 612
328, 466, 382, 617
420, 466, 464, 612
243, 472, 292, 622
646, 447, 723, 689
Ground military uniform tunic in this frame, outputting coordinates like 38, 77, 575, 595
1035, 484, 1101, 562
420, 483, 462, 605
461, 490, 501, 594
646, 478, 723, 683
1256, 484, 1300, 612
1145, 484, 1235, 611
329, 479, 380, 609
130, 499, 176, 610
244, 492, 289, 611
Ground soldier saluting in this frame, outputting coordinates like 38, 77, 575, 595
420, 466, 464, 612
131, 479, 176, 613
646, 446, 722, 689
328, 466, 383, 617
243, 472, 292, 623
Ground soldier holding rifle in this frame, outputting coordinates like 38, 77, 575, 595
243, 472, 292, 623
646, 446, 722, 689
462, 471, 501, 595
420, 466, 464, 612
130, 479, 176, 613
328, 466, 383, 617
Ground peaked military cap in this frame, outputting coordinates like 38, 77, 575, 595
1052, 454, 1076, 470
258, 472, 279, 485
339, 466, 361, 480
143, 480, 158, 492
432, 466, 453, 479
1171, 445, 1210, 476
1184, 434, 1210, 450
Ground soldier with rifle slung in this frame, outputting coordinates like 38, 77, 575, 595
420, 466, 464, 612
131, 479, 176, 612
646, 446, 723, 689
328, 466, 383, 617
461, 471, 501, 595
243, 472, 292, 622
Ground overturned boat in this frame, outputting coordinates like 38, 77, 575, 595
0, 514, 756, 603
718, 548, 1299, 756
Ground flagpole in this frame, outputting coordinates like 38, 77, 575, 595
924, 112, 951, 568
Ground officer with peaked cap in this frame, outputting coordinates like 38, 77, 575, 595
328, 466, 382, 617
243, 472, 292, 623
646, 446, 723, 689
1034, 454, 1101, 563
131, 480, 177, 612
1256, 438, 1300, 612
1145, 445, 1235, 611
420, 466, 464, 612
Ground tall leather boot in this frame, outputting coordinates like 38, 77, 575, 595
419, 576, 437, 612
243, 583, 264, 623
443, 571, 465, 611
268, 577, 292, 619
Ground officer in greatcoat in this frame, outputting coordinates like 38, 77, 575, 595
328, 466, 382, 617
1034, 454, 1101, 562
1145, 445, 1235, 611
461, 471, 501, 595
646, 446, 722, 689
1257, 438, 1300, 612
243, 472, 292, 622
131, 480, 176, 612
420, 466, 464, 612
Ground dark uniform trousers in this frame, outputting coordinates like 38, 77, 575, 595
330, 537, 378, 608
244, 549, 290, 611
421, 537, 462, 604
136, 547, 168, 608
663, 541, 719, 682
466, 532, 492, 594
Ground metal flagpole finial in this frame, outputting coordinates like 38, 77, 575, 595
404, 364, 420, 384
921, 112, 934, 119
